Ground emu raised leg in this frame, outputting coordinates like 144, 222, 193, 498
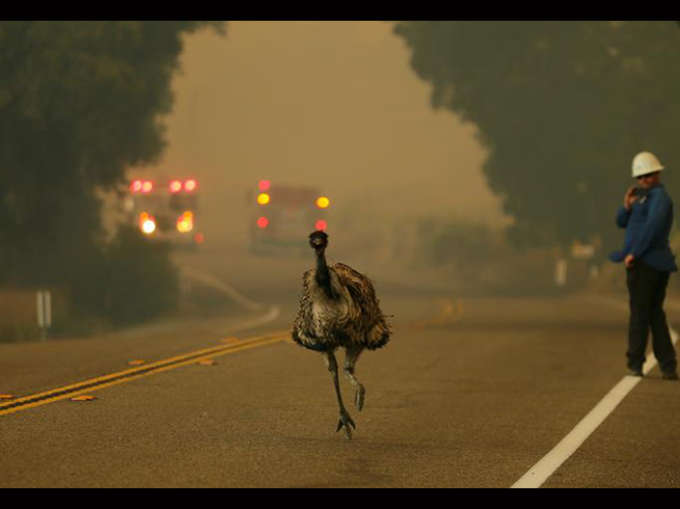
343, 346, 366, 411
325, 350, 355, 439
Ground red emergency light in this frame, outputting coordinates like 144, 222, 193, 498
169, 179, 197, 193
131, 180, 154, 194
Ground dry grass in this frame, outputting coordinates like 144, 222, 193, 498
0, 289, 43, 342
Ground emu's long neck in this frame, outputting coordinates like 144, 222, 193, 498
315, 249, 335, 299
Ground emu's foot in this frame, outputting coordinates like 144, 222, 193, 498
355, 385, 366, 412
336, 409, 356, 439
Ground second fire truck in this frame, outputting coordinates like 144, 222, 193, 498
249, 180, 330, 254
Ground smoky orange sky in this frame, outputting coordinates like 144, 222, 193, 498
136, 21, 506, 246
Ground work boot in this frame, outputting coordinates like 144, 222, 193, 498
628, 364, 644, 377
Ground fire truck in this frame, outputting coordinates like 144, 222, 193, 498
249, 180, 329, 254
125, 178, 204, 247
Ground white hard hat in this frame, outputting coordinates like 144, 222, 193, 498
632, 151, 664, 178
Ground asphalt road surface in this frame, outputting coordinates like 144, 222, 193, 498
1, 246, 679, 488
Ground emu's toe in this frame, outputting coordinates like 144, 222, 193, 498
336, 410, 356, 439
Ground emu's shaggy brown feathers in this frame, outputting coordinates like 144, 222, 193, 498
292, 262, 391, 353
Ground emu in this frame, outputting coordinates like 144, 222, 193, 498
292, 230, 391, 439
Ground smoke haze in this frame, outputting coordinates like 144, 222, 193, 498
136, 21, 506, 247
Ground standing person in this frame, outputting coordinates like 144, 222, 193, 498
610, 151, 678, 380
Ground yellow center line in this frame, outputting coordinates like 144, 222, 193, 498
0, 330, 290, 417
2, 298, 461, 418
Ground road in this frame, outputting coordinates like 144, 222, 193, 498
1, 246, 679, 488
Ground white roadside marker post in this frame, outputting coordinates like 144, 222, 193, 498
37, 290, 52, 342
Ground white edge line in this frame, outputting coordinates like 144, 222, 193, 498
512, 297, 677, 488
180, 267, 281, 333
181, 267, 265, 312
227, 305, 281, 333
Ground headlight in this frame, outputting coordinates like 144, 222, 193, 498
177, 211, 194, 233
139, 213, 157, 235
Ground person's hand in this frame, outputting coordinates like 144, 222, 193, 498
624, 186, 638, 210
625, 254, 635, 268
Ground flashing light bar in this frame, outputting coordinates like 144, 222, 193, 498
132, 179, 198, 194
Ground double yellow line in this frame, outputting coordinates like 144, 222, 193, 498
0, 330, 290, 418
1, 297, 463, 418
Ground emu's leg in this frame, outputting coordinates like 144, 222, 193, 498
343, 346, 366, 411
324, 350, 355, 439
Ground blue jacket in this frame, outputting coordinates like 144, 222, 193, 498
609, 184, 677, 272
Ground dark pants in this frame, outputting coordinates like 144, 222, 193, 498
626, 262, 677, 374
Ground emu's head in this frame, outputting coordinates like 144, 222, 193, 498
309, 230, 329, 253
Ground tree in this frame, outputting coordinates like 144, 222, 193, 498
394, 21, 680, 252
0, 21, 225, 285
